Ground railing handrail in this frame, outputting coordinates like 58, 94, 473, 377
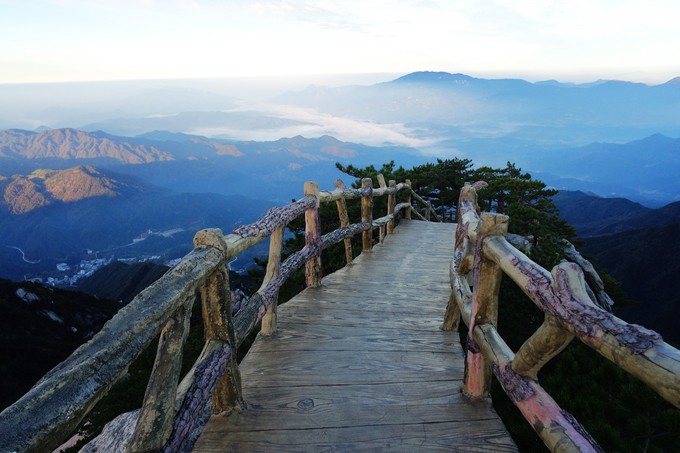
444, 181, 680, 452
0, 175, 435, 452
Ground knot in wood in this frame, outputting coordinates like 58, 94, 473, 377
297, 399, 315, 410
193, 228, 229, 259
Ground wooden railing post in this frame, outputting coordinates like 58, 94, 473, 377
129, 299, 192, 451
304, 181, 322, 287
387, 180, 396, 234
261, 226, 284, 335
202, 269, 244, 414
193, 229, 244, 415
512, 314, 574, 379
361, 178, 374, 252
405, 179, 412, 219
463, 212, 509, 399
334, 180, 353, 266
377, 174, 387, 242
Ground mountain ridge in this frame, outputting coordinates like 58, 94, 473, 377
554, 190, 680, 236
0, 128, 173, 163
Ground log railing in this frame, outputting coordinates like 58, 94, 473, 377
0, 176, 431, 453
443, 181, 680, 452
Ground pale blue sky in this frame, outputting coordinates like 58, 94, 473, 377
1, 0, 679, 84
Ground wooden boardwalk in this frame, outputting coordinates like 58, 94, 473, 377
194, 221, 517, 452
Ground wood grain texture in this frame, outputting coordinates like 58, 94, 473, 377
194, 221, 516, 452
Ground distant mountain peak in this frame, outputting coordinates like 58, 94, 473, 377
392, 71, 475, 84
661, 76, 680, 86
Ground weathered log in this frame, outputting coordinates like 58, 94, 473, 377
194, 230, 244, 415
387, 180, 396, 234
377, 173, 387, 188
487, 233, 614, 312
562, 239, 614, 312
441, 291, 461, 331
304, 181, 322, 288
80, 410, 140, 453
410, 189, 442, 222
232, 196, 315, 239
164, 341, 232, 452
196, 238, 230, 341
232, 292, 269, 347
174, 337, 226, 412
372, 213, 394, 228
261, 226, 284, 335
0, 247, 222, 453
321, 222, 369, 249
443, 257, 472, 331
361, 178, 373, 252
506, 233, 531, 254
454, 183, 482, 275
512, 315, 574, 379
318, 186, 369, 203
483, 236, 680, 408
129, 301, 192, 451
223, 233, 267, 261
409, 206, 428, 221
405, 179, 412, 219
207, 268, 244, 415
472, 324, 603, 453
393, 202, 411, 218
464, 212, 509, 399
372, 182, 407, 198
333, 179, 353, 266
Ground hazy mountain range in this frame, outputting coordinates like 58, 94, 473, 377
0, 71, 678, 343
553, 190, 680, 343
0, 128, 426, 200
273, 71, 680, 155
553, 190, 680, 237
3, 71, 679, 155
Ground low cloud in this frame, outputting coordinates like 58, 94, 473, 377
189, 102, 439, 152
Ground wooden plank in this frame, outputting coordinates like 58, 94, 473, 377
196, 420, 516, 452
194, 221, 516, 452
252, 324, 458, 353
203, 382, 498, 433
238, 350, 464, 387
274, 310, 446, 332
